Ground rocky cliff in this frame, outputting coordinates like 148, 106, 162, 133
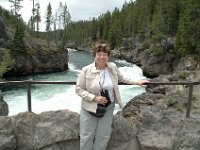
4, 49, 68, 77
0, 17, 69, 77
111, 34, 200, 78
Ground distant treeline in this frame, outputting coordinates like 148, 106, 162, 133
65, 0, 200, 57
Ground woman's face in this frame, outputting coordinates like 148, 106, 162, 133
95, 52, 109, 69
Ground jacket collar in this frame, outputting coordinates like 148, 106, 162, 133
91, 62, 114, 73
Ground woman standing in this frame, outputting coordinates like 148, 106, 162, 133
75, 41, 149, 150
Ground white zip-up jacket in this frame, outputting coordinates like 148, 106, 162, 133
75, 62, 137, 113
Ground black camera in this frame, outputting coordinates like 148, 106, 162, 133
100, 89, 111, 107
89, 89, 111, 117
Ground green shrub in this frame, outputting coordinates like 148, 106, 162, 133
178, 71, 190, 79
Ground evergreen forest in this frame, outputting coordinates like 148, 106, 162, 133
65, 0, 200, 58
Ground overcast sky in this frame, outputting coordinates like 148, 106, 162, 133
1, 0, 132, 30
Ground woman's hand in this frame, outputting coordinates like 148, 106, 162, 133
93, 95, 108, 105
137, 79, 150, 86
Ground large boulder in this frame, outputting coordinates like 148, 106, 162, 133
0, 110, 79, 150
108, 115, 139, 150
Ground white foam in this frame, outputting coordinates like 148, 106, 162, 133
68, 48, 77, 52
32, 85, 82, 114
114, 59, 133, 66
119, 66, 147, 81
68, 63, 80, 73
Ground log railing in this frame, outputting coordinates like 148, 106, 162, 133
0, 81, 200, 118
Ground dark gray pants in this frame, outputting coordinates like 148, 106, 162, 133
80, 103, 115, 150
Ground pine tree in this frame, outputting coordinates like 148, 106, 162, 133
151, 0, 180, 35
31, 0, 35, 32
8, 0, 23, 16
61, 3, 71, 49
45, 2, 53, 47
13, 20, 25, 52
176, 0, 200, 56
102, 11, 112, 41
34, 2, 41, 37
108, 8, 122, 48
91, 18, 98, 40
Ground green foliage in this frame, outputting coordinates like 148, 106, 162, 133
151, 0, 180, 35
152, 47, 164, 56
178, 71, 190, 79
134, 0, 157, 34
108, 29, 117, 50
100, 11, 112, 40
34, 2, 41, 36
175, 0, 200, 57
0, 48, 13, 78
60, 3, 71, 49
151, 34, 166, 43
8, 0, 23, 16
141, 42, 150, 50
0, 5, 19, 27
64, 0, 186, 53
45, 2, 53, 47
12, 22, 26, 52
45, 2, 53, 32
151, 34, 166, 56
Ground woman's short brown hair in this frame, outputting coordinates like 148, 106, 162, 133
92, 41, 110, 57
